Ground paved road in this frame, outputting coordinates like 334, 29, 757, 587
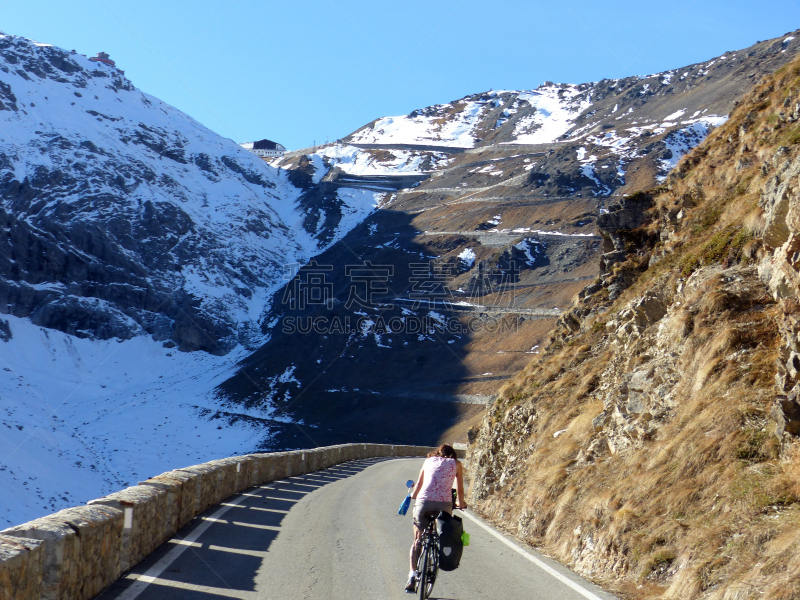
98, 458, 618, 600
349, 143, 470, 154
414, 230, 600, 249
403, 172, 531, 196
382, 297, 563, 318
331, 172, 431, 192
349, 141, 566, 155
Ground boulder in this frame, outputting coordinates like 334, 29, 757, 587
770, 391, 800, 437
592, 411, 609, 432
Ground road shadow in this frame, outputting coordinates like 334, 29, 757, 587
96, 457, 391, 599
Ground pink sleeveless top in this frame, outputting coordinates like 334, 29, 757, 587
418, 456, 458, 502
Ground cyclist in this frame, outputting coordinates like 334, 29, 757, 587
405, 444, 468, 593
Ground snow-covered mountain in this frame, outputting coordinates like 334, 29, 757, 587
0, 33, 388, 526
0, 33, 380, 355
349, 82, 724, 155
0, 315, 262, 525
346, 34, 800, 196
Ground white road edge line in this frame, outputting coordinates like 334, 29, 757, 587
460, 510, 606, 600
114, 493, 250, 600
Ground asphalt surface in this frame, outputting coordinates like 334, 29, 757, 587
97, 458, 619, 600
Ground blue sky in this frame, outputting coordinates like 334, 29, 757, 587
5, 1, 799, 150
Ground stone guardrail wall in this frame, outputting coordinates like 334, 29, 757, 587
0, 443, 459, 600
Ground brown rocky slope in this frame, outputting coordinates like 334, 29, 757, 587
468, 54, 800, 599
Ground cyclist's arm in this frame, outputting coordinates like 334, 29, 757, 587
455, 461, 468, 509
410, 466, 425, 499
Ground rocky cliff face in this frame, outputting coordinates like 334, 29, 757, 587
467, 52, 800, 600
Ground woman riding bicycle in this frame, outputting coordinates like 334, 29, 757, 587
406, 444, 467, 593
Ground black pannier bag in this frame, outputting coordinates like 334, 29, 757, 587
436, 511, 464, 571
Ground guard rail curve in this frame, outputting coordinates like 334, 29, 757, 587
0, 443, 457, 600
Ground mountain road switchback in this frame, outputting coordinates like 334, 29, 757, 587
97, 458, 618, 600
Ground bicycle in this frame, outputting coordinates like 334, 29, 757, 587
414, 491, 467, 599
414, 510, 440, 600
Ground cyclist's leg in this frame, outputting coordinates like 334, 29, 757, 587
409, 524, 423, 571
410, 501, 436, 572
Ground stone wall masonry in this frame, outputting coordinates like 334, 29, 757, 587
0, 535, 43, 600
201, 459, 238, 505
305, 448, 324, 473
230, 456, 255, 493
175, 463, 220, 515
3, 516, 78, 600
138, 470, 198, 532
327, 444, 348, 467
255, 452, 287, 482
88, 485, 168, 573
2, 505, 122, 600
288, 450, 309, 476
247, 452, 273, 485
0, 443, 460, 600
267, 452, 291, 480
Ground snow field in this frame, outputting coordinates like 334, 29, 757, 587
0, 315, 277, 527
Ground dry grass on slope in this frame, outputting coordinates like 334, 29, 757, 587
469, 56, 800, 599
480, 283, 794, 598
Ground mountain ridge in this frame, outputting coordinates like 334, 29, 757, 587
0, 32, 390, 526
467, 46, 800, 600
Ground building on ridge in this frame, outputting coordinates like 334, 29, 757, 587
240, 139, 286, 160
89, 52, 116, 67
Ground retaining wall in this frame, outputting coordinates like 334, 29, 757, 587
0, 443, 455, 600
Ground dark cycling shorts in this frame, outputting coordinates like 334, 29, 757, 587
412, 500, 452, 528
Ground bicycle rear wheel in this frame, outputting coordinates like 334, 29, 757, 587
417, 540, 437, 599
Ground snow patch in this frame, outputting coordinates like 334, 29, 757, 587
458, 247, 476, 268
508, 85, 592, 144
348, 99, 491, 147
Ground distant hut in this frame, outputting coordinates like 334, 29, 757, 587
89, 52, 116, 67
240, 139, 286, 159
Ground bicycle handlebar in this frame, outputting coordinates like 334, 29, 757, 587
451, 488, 467, 510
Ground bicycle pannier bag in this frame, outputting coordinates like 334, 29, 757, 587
436, 511, 464, 571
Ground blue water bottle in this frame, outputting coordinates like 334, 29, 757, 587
398, 480, 414, 516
